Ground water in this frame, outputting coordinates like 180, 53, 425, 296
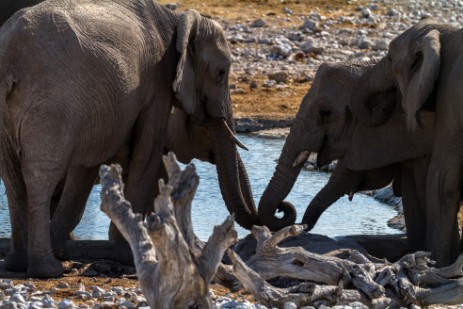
0, 134, 400, 241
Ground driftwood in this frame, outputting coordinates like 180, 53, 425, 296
227, 224, 463, 308
99, 153, 238, 308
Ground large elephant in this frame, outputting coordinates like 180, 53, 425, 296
351, 18, 463, 266
0, 0, 259, 278
257, 62, 435, 236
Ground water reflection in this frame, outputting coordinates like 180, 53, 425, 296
0, 134, 400, 241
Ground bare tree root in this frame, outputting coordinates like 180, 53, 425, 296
229, 224, 463, 308
99, 153, 237, 309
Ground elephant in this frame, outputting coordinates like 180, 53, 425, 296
350, 18, 463, 266
303, 157, 431, 252
257, 62, 435, 243
0, 0, 259, 278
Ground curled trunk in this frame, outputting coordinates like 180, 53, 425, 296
207, 119, 259, 229
257, 123, 305, 231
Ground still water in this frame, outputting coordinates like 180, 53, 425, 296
0, 134, 400, 241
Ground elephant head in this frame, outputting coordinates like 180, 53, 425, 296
173, 11, 259, 229
258, 62, 435, 231
258, 64, 363, 231
352, 18, 456, 131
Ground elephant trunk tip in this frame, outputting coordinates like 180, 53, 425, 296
259, 201, 297, 232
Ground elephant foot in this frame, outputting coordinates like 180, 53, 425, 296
28, 253, 63, 278
4, 251, 28, 272
51, 232, 71, 260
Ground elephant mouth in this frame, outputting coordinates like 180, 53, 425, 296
208, 150, 216, 164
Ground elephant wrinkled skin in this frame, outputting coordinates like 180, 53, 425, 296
258, 63, 435, 252
0, 0, 259, 278
352, 18, 463, 266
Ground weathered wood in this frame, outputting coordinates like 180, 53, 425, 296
229, 223, 463, 307
99, 153, 237, 309
228, 249, 363, 308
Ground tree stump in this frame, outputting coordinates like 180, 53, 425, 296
99, 153, 237, 308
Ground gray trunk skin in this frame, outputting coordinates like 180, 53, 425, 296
258, 114, 312, 231
302, 161, 396, 231
207, 119, 259, 229
0, 0, 258, 277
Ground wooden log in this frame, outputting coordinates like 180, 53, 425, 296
228, 249, 362, 308
99, 153, 237, 308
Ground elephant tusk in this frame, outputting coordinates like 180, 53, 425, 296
348, 192, 354, 201
292, 151, 310, 167
221, 119, 249, 151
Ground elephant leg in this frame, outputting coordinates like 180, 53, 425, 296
51, 166, 98, 259
22, 161, 64, 277
3, 180, 28, 271
426, 151, 461, 266
108, 161, 164, 241
400, 160, 427, 252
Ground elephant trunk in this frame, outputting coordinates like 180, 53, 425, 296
258, 120, 313, 231
207, 119, 259, 229
302, 164, 351, 231
352, 58, 397, 127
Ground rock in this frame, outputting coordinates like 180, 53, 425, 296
0, 280, 14, 290
299, 39, 314, 53
251, 18, 266, 28
288, 31, 304, 42
270, 39, 292, 58
373, 39, 389, 51
387, 8, 400, 17
118, 299, 135, 309
42, 295, 56, 308
284, 302, 297, 309
56, 282, 70, 289
300, 19, 318, 31
262, 80, 277, 88
268, 71, 289, 83
361, 8, 372, 18
283, 7, 293, 15
57, 299, 76, 309
164, 2, 178, 10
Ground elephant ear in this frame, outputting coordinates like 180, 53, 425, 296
173, 10, 201, 115
404, 29, 440, 132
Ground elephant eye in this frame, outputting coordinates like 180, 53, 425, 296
218, 69, 226, 82
318, 109, 331, 122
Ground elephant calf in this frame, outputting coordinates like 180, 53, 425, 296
258, 62, 435, 253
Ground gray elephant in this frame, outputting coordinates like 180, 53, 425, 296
0, 0, 259, 278
257, 63, 434, 243
351, 18, 463, 266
